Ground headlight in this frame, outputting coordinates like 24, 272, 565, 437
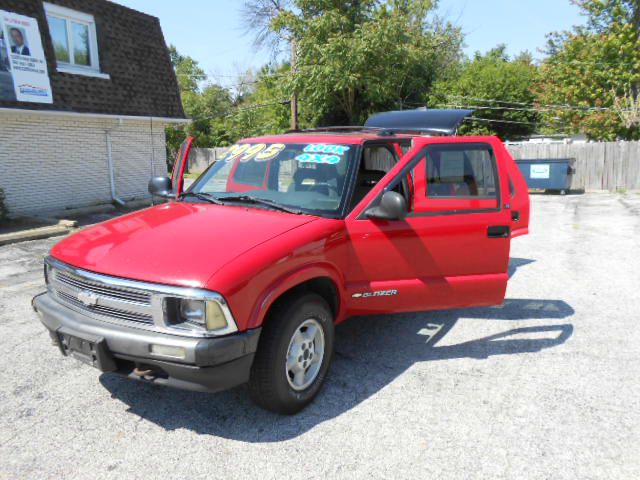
44, 264, 51, 285
176, 298, 232, 332
180, 299, 206, 324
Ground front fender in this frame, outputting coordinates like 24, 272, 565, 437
205, 217, 348, 332
246, 262, 348, 330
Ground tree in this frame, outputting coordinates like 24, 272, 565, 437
428, 46, 540, 139
169, 45, 206, 94
166, 46, 235, 160
536, 0, 640, 140
225, 65, 293, 139
241, 0, 293, 55
241, 0, 299, 128
242, 0, 463, 126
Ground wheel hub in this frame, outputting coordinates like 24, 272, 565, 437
285, 318, 325, 391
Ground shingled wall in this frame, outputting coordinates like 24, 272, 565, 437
0, 0, 185, 118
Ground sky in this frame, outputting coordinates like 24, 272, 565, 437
112, 0, 585, 88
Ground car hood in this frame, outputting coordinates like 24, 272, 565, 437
50, 202, 317, 288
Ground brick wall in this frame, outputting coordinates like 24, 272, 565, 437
0, 110, 169, 216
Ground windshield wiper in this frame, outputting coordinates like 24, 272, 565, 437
180, 191, 223, 205
217, 195, 304, 215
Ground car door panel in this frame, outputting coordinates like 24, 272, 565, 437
345, 212, 510, 315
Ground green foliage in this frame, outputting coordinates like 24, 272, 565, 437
169, 45, 206, 93
271, 0, 463, 125
0, 188, 9, 224
429, 46, 540, 140
536, 0, 640, 140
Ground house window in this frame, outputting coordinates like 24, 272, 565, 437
43, 2, 108, 79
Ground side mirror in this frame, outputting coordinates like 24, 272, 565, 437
365, 191, 408, 221
148, 176, 176, 199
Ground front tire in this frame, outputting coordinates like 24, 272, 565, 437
248, 294, 334, 414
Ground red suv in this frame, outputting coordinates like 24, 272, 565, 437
33, 110, 529, 414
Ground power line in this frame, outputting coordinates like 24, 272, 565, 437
175, 74, 287, 91
440, 103, 557, 113
442, 95, 621, 112
232, 100, 291, 113
465, 117, 566, 128
185, 99, 291, 123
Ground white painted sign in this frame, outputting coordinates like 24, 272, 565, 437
530, 164, 550, 179
0, 9, 53, 103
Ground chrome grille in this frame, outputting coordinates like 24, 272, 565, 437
56, 291, 154, 325
54, 269, 151, 304
49, 266, 156, 326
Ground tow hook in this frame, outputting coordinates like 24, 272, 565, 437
133, 367, 155, 378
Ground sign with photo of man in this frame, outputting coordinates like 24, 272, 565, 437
0, 9, 52, 103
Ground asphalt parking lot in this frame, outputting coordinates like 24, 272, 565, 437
1, 193, 639, 479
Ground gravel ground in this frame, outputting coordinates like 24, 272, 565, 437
0, 193, 639, 480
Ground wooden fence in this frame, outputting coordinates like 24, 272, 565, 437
192, 141, 640, 191
506, 141, 640, 191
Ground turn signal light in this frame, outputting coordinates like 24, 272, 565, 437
150, 344, 186, 359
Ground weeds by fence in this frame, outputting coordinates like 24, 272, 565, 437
0, 188, 9, 224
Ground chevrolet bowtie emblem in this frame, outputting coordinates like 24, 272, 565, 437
78, 290, 99, 307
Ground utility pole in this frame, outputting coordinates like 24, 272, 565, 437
290, 40, 299, 130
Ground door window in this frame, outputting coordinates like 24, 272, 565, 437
349, 145, 401, 212
376, 142, 500, 215
426, 144, 497, 199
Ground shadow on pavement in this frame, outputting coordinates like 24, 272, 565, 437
100, 258, 573, 442
508, 257, 535, 278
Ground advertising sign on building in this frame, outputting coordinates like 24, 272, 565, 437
0, 9, 53, 103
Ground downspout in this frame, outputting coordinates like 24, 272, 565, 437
106, 129, 126, 207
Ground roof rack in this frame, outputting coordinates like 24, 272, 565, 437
286, 125, 372, 134
285, 109, 474, 137
365, 109, 474, 135
286, 125, 451, 136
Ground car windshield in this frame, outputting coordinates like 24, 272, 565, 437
187, 142, 356, 217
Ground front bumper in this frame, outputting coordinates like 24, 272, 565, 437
32, 292, 261, 393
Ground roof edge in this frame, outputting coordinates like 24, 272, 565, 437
0, 107, 191, 124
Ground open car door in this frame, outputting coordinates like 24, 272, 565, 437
171, 136, 194, 197
345, 136, 513, 315
499, 143, 530, 238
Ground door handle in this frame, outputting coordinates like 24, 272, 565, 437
487, 225, 510, 238
511, 211, 520, 221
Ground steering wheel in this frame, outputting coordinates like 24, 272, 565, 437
308, 182, 338, 197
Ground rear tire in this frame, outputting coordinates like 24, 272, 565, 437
248, 294, 334, 414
